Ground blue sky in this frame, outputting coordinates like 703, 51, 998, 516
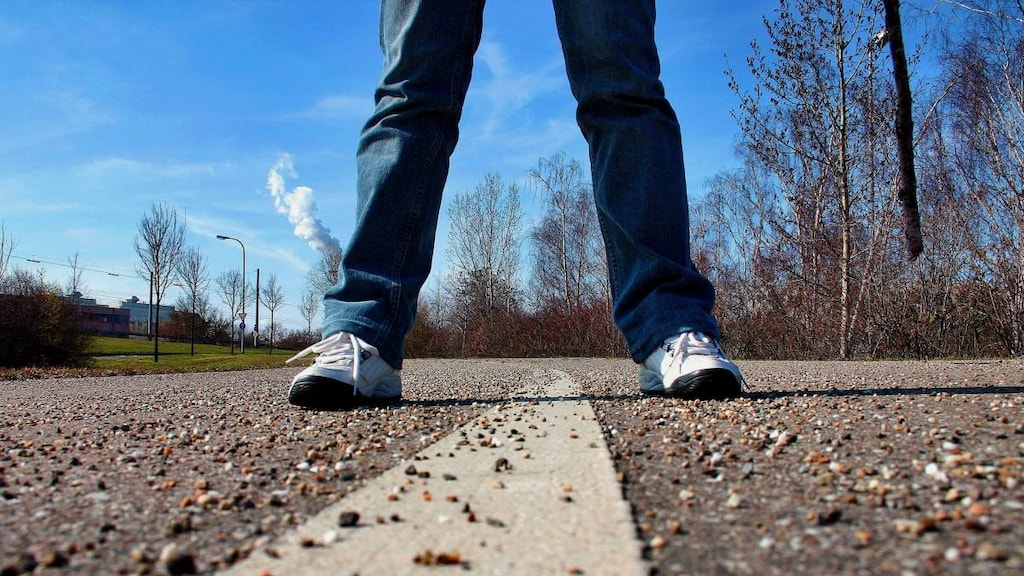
2, 1, 788, 332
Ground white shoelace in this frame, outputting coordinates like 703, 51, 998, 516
665, 332, 723, 368
287, 332, 365, 396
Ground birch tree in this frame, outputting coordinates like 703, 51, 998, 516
728, 0, 903, 357
941, 0, 1024, 354
527, 153, 606, 313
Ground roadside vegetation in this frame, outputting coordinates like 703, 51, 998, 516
0, 336, 296, 380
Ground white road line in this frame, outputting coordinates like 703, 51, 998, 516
221, 369, 647, 576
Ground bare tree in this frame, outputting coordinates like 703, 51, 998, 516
65, 252, 86, 300
216, 269, 245, 354
175, 246, 209, 356
728, 0, 903, 358
260, 273, 286, 354
134, 203, 186, 361
447, 173, 523, 314
939, 0, 1024, 22
940, 0, 1024, 355
299, 288, 321, 336
445, 173, 524, 354
527, 153, 606, 313
0, 221, 17, 284
304, 244, 343, 298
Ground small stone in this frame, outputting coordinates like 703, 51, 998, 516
404, 465, 418, 476
5, 553, 37, 574
130, 546, 151, 563
649, 536, 667, 549
967, 502, 992, 517
39, 551, 69, 568
816, 508, 842, 526
413, 550, 462, 566
975, 542, 1008, 561
159, 544, 197, 576
338, 511, 360, 528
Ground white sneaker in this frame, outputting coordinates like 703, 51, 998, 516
640, 332, 743, 399
286, 332, 401, 409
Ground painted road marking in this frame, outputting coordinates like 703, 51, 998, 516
221, 369, 646, 576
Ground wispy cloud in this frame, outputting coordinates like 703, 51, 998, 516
186, 211, 311, 274
0, 88, 116, 155
287, 94, 373, 121
74, 157, 232, 180
473, 40, 566, 137
63, 227, 113, 250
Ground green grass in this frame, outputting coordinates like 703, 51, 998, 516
0, 336, 301, 378
88, 336, 259, 357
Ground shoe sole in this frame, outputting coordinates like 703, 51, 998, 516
640, 368, 742, 400
289, 375, 401, 410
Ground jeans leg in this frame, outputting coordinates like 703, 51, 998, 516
553, 0, 720, 362
323, 0, 486, 369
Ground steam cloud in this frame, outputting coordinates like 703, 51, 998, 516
267, 154, 342, 254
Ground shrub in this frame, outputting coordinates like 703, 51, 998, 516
0, 281, 92, 368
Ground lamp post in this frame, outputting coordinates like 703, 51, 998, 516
216, 235, 246, 354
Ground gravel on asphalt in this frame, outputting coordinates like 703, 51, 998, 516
562, 358, 1024, 576
1, 358, 1022, 575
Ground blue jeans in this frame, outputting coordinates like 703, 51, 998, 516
324, 0, 720, 368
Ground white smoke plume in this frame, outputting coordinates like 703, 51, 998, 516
267, 154, 343, 254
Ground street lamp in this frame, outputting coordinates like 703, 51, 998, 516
216, 235, 246, 354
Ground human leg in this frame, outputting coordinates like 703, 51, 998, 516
289, 0, 485, 408
553, 0, 742, 396
323, 0, 485, 369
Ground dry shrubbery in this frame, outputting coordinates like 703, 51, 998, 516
0, 271, 92, 368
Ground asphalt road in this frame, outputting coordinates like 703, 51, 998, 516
1, 359, 1022, 575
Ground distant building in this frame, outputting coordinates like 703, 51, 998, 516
120, 296, 175, 336
79, 303, 131, 336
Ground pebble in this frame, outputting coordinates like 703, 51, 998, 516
724, 493, 743, 509
338, 511, 360, 528
158, 544, 197, 576
975, 542, 1008, 561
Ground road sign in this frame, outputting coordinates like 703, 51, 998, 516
239, 322, 246, 332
